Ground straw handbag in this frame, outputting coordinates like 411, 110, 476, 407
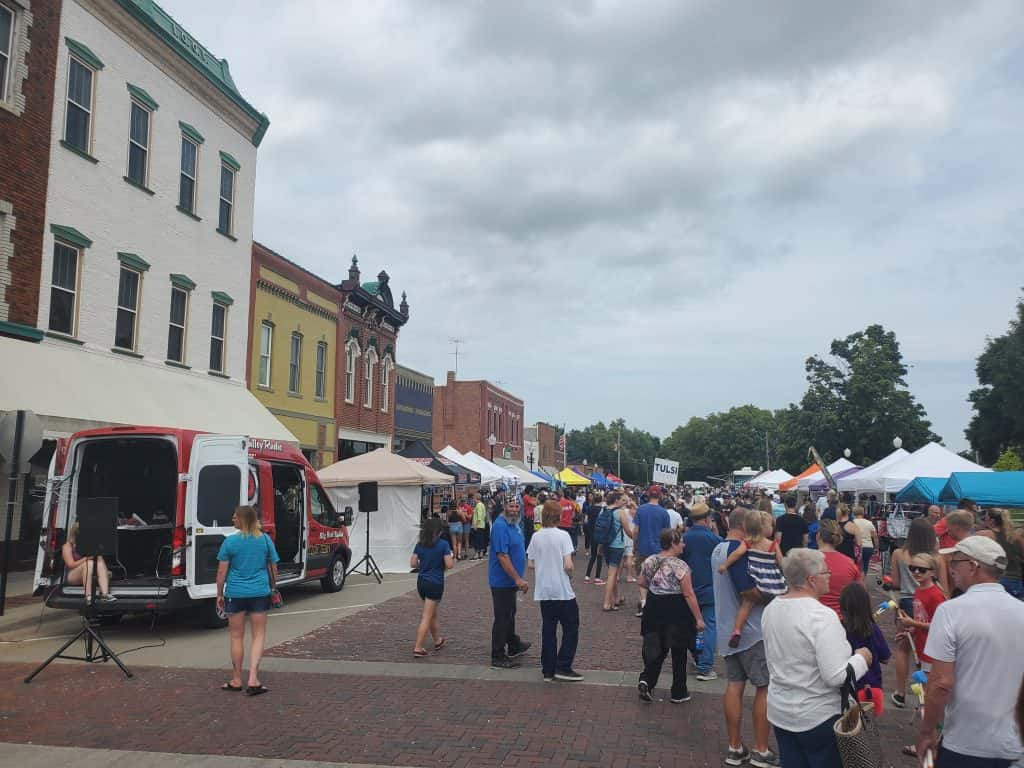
833, 666, 884, 768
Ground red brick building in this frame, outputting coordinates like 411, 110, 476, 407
0, 0, 61, 341
432, 371, 525, 462
534, 421, 565, 469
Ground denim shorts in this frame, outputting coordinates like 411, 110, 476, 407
604, 547, 624, 568
417, 578, 444, 602
449, 522, 464, 535
224, 595, 271, 614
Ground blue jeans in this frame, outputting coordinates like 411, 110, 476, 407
860, 547, 874, 574
774, 715, 840, 768
696, 602, 716, 673
935, 746, 1014, 768
540, 598, 579, 676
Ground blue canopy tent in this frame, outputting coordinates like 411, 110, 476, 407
938, 472, 1024, 507
530, 469, 556, 489
894, 477, 948, 505
590, 471, 609, 488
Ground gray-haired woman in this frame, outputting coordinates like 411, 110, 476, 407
762, 548, 873, 768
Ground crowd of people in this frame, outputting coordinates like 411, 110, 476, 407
406, 479, 1024, 768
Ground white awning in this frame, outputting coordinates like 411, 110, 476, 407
0, 336, 297, 442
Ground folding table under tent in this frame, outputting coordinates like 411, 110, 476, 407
894, 477, 948, 505
848, 442, 990, 496
779, 465, 821, 492
836, 448, 910, 494
318, 449, 453, 573
938, 471, 1024, 507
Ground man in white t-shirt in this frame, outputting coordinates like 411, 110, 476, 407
527, 499, 583, 682
917, 536, 1024, 767
667, 504, 684, 531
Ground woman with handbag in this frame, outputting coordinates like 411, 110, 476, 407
216, 504, 280, 696
762, 548, 873, 768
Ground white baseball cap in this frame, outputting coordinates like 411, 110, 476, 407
939, 535, 1008, 571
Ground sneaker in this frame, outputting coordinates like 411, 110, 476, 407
725, 746, 751, 766
543, 674, 555, 682
638, 679, 653, 702
508, 641, 532, 658
97, 593, 118, 603
635, 602, 645, 618
555, 668, 584, 682
749, 749, 779, 768
490, 656, 521, 670
695, 670, 719, 681
670, 692, 692, 703
891, 692, 907, 709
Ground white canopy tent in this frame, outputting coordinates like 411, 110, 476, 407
495, 459, 548, 486
318, 449, 452, 573
836, 448, 910, 494
439, 446, 502, 484
463, 451, 520, 484
846, 442, 990, 496
748, 469, 794, 490
796, 458, 858, 491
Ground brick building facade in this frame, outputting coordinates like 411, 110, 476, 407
432, 371, 525, 462
0, 0, 61, 339
524, 420, 564, 472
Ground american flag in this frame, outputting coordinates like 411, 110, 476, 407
558, 434, 566, 451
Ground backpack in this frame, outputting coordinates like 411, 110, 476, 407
593, 506, 617, 546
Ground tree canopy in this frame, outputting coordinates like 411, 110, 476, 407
967, 293, 1024, 464
565, 418, 660, 485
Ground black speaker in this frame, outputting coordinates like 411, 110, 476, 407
77, 497, 119, 557
358, 481, 378, 512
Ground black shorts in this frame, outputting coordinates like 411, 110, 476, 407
224, 595, 271, 614
417, 579, 444, 602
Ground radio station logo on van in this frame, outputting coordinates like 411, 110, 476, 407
248, 438, 284, 453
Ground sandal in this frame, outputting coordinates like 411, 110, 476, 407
413, 648, 428, 658
433, 637, 447, 651
221, 682, 243, 692
244, 684, 269, 696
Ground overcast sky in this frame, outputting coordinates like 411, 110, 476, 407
165, 0, 1024, 451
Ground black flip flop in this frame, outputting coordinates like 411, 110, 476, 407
245, 684, 269, 696
221, 682, 243, 692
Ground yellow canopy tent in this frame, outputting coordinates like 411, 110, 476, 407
555, 467, 591, 485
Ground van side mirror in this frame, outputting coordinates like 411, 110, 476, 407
341, 506, 354, 527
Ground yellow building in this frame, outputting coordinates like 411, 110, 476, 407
248, 243, 338, 468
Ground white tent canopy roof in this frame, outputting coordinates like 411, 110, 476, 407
845, 442, 989, 495
439, 446, 504, 484
495, 459, 548, 486
463, 451, 521, 483
318, 448, 453, 488
748, 469, 794, 489
835, 448, 910, 493
796, 458, 858, 490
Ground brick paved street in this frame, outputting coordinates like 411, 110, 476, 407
0, 554, 928, 767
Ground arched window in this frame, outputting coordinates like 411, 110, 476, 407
380, 355, 394, 413
363, 347, 378, 409
344, 338, 361, 404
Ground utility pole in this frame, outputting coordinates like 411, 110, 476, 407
617, 425, 621, 478
449, 338, 465, 377
765, 431, 770, 471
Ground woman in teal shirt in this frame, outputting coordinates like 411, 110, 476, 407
216, 505, 279, 695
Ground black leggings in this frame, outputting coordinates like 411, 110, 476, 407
585, 538, 603, 578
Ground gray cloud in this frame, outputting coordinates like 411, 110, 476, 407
163, 0, 1024, 450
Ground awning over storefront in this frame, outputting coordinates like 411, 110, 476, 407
0, 336, 297, 442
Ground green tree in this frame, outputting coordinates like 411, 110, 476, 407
993, 447, 1023, 472
661, 406, 774, 478
967, 293, 1024, 464
566, 419, 660, 485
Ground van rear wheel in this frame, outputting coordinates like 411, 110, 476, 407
196, 599, 228, 629
321, 554, 348, 593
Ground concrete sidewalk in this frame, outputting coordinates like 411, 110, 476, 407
2, 743, 411, 768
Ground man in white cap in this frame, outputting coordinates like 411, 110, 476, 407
917, 536, 1024, 767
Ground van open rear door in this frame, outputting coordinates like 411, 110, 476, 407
186, 435, 248, 600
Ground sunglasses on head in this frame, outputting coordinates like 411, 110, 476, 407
908, 565, 932, 574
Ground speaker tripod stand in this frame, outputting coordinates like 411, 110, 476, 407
346, 509, 382, 584
24, 556, 132, 683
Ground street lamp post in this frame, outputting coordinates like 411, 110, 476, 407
528, 451, 534, 471
893, 436, 903, 450
488, 433, 497, 462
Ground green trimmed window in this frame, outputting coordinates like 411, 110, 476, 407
114, 265, 142, 351
127, 100, 151, 187
209, 301, 227, 372
167, 285, 189, 363
289, 332, 302, 394
218, 163, 235, 235
64, 54, 94, 153
315, 341, 327, 399
179, 135, 198, 213
48, 240, 80, 335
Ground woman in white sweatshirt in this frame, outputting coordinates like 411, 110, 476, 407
762, 548, 873, 768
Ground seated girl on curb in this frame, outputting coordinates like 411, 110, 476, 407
718, 510, 786, 647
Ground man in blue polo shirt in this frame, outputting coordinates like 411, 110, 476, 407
633, 484, 671, 616
683, 502, 723, 681
489, 503, 531, 669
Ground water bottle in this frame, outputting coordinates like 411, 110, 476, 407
695, 631, 705, 652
